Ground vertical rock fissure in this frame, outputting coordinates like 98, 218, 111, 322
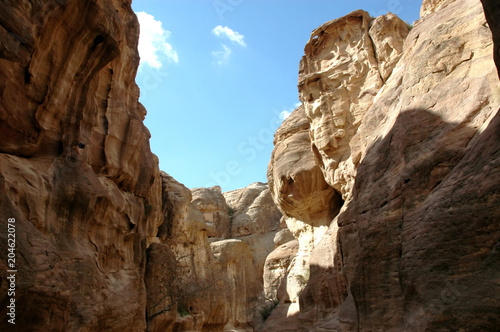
368, 27, 386, 84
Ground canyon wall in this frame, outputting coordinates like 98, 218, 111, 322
0, 1, 280, 331
267, 0, 500, 331
0, 0, 162, 331
1, 0, 499, 331
146, 179, 285, 331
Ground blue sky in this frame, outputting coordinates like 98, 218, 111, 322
131, 0, 422, 192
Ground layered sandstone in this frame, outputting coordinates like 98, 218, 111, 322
191, 186, 230, 239
304, 1, 500, 329
147, 173, 268, 331
480, 0, 500, 77
147, 173, 221, 331
0, 1, 162, 331
147, 178, 286, 331
224, 182, 282, 238
0, 2, 274, 331
2, 0, 499, 331
298, 10, 408, 199
268, 0, 500, 330
268, 106, 340, 223
211, 239, 259, 330
266, 11, 408, 328
223, 182, 285, 283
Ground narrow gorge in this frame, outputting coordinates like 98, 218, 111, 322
0, 0, 499, 331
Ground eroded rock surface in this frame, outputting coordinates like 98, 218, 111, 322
0, 2, 276, 331
1, 0, 498, 331
298, 10, 408, 199
147, 178, 285, 331
480, 0, 500, 77
322, 1, 500, 329
147, 172, 227, 331
263, 240, 299, 304
267, 105, 343, 326
268, 0, 500, 331
223, 182, 284, 283
211, 239, 259, 330
191, 186, 230, 239
224, 182, 282, 237
420, 0, 450, 18
268, 106, 340, 223
0, 1, 161, 331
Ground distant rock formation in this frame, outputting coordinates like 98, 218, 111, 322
147, 178, 285, 331
266, 0, 500, 330
191, 185, 231, 239
224, 182, 286, 285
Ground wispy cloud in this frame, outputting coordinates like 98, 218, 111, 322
212, 25, 247, 47
279, 103, 302, 121
136, 11, 178, 69
212, 44, 232, 65
279, 110, 292, 120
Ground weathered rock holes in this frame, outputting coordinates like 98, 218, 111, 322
93, 34, 105, 46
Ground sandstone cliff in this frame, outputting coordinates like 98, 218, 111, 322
191, 185, 230, 239
1, 0, 499, 331
0, 1, 162, 331
224, 182, 286, 282
146, 179, 285, 331
0, 1, 278, 331
146, 173, 262, 331
266, 0, 500, 331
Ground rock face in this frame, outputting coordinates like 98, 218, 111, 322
147, 172, 224, 332
266, 10, 406, 328
420, 0, 449, 17
147, 173, 266, 331
1, 0, 498, 331
0, 1, 162, 331
147, 178, 285, 331
267, 0, 500, 331
224, 182, 282, 238
268, 106, 340, 224
223, 182, 285, 286
298, 10, 408, 199
0, 2, 281, 331
263, 240, 299, 303
266, 105, 343, 329
191, 186, 230, 239
210, 239, 259, 329
480, 0, 500, 78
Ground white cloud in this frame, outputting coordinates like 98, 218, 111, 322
212, 25, 247, 47
279, 102, 302, 121
279, 110, 292, 121
212, 44, 232, 65
136, 11, 178, 69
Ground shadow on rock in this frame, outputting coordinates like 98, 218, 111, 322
299, 108, 500, 331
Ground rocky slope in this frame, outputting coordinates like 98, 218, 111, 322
266, 0, 500, 331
